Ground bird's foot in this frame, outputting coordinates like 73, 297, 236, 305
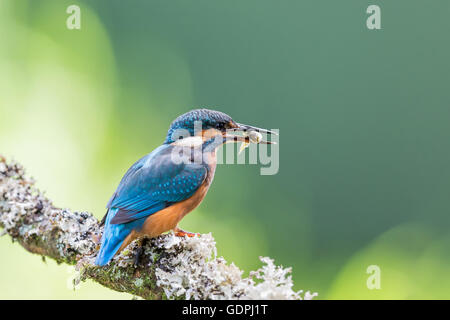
134, 238, 148, 266
174, 228, 200, 238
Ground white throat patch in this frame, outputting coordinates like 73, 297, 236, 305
172, 136, 203, 148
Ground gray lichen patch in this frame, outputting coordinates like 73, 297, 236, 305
78, 232, 317, 300
148, 233, 317, 300
0, 157, 100, 264
0, 156, 317, 300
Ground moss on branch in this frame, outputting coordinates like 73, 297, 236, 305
0, 155, 316, 300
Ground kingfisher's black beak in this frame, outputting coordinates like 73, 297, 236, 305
224, 123, 277, 144
233, 123, 278, 136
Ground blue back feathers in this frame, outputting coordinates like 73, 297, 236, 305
96, 143, 208, 266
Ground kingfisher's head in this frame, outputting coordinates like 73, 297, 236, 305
164, 108, 275, 148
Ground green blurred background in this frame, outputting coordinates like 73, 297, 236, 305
1, 0, 450, 299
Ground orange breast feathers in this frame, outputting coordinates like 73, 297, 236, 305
139, 181, 211, 238
117, 181, 212, 252
140, 153, 217, 238
117, 153, 218, 253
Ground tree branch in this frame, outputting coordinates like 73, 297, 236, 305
0, 155, 317, 300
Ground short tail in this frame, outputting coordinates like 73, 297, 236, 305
95, 208, 147, 266
95, 208, 127, 266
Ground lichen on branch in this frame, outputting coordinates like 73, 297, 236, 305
0, 155, 317, 300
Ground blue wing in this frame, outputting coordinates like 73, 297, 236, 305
107, 144, 208, 224
95, 144, 208, 266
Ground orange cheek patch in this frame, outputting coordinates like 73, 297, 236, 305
228, 121, 239, 129
201, 128, 222, 141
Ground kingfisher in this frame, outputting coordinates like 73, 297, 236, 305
95, 108, 275, 266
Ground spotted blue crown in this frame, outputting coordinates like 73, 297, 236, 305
164, 109, 234, 144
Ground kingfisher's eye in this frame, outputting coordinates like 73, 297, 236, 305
215, 123, 222, 129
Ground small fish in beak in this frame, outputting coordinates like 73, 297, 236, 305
239, 130, 263, 154
224, 123, 276, 153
